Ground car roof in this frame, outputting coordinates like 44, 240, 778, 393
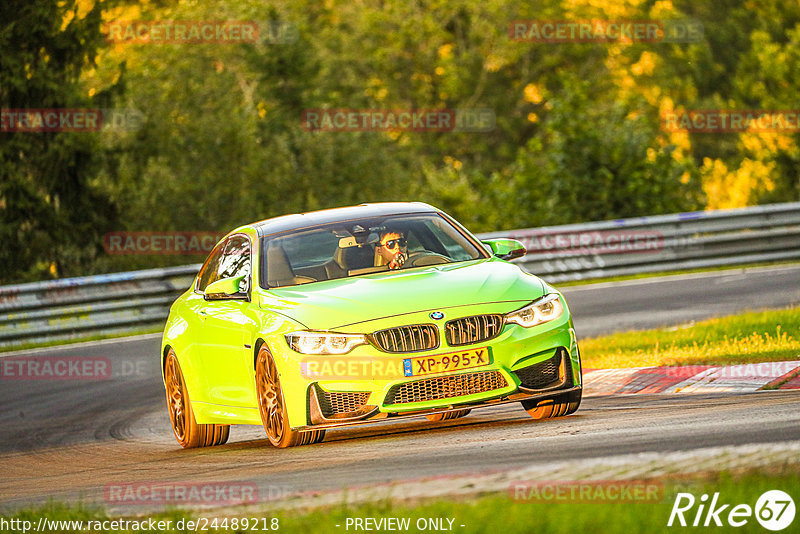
250, 202, 440, 237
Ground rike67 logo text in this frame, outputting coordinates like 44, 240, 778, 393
669, 490, 795, 531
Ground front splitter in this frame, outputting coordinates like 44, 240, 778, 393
294, 385, 581, 431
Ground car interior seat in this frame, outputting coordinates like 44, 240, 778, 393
265, 245, 316, 287
333, 245, 376, 273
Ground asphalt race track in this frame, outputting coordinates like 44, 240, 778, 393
1, 265, 799, 511
561, 264, 800, 337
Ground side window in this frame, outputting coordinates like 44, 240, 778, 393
196, 240, 226, 292
218, 236, 251, 283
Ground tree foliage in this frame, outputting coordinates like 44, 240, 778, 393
0, 0, 118, 282
2, 0, 799, 281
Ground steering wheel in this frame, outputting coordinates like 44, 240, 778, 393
404, 252, 452, 267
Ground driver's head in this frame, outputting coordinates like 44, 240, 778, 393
376, 230, 407, 266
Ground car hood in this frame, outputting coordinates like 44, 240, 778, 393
259, 258, 544, 330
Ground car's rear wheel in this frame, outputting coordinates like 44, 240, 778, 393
425, 409, 471, 422
255, 345, 325, 448
522, 389, 582, 420
164, 349, 230, 448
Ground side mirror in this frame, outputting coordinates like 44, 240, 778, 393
204, 274, 249, 300
481, 238, 526, 261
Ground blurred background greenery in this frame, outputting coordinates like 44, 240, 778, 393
2, 0, 799, 283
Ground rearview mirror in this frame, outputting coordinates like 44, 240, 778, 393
481, 238, 526, 261
204, 274, 249, 300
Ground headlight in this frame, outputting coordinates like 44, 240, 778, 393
505, 294, 563, 328
285, 331, 367, 354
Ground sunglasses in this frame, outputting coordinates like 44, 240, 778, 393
380, 238, 407, 250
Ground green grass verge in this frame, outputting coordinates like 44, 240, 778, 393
581, 307, 800, 369
2, 469, 797, 533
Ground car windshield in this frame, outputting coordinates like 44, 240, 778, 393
259, 213, 486, 288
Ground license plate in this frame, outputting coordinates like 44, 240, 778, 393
403, 347, 491, 377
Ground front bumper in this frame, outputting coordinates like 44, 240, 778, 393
274, 304, 582, 430
299, 344, 581, 431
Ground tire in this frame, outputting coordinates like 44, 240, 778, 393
522, 388, 582, 420
425, 409, 472, 422
164, 349, 230, 448
255, 345, 325, 448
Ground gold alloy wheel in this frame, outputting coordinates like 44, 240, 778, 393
165, 353, 188, 442
255, 345, 325, 448
256, 346, 285, 443
164, 349, 230, 448
522, 389, 582, 420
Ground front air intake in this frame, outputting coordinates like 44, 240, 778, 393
445, 314, 503, 346
385, 370, 507, 405
371, 324, 439, 353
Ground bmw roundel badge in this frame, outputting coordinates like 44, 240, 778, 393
430, 311, 445, 320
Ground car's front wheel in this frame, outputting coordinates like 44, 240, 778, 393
164, 349, 230, 448
521, 389, 582, 420
255, 345, 325, 448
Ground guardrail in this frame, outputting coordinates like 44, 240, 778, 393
481, 201, 800, 283
0, 266, 200, 348
2, 202, 799, 348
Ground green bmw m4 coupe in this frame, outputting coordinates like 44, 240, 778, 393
161, 202, 582, 448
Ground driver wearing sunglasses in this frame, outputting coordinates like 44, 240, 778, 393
375, 230, 408, 270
